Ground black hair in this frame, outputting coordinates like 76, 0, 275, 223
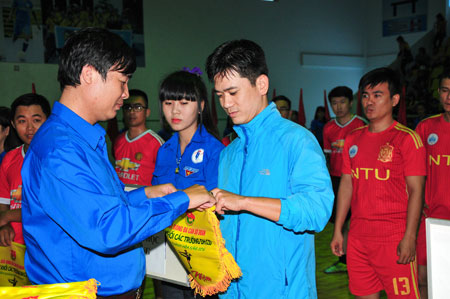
159, 70, 219, 140
0, 107, 10, 129
129, 89, 148, 107
314, 106, 326, 121
272, 95, 291, 110
57, 27, 136, 90
0, 107, 21, 151
439, 69, 450, 87
328, 86, 353, 103
11, 93, 51, 120
358, 67, 401, 97
206, 39, 268, 85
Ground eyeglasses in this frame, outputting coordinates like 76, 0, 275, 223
122, 104, 147, 112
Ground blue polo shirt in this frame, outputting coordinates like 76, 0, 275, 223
21, 102, 189, 296
152, 125, 224, 190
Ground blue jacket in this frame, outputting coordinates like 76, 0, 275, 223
152, 125, 224, 190
218, 103, 333, 299
21, 102, 189, 296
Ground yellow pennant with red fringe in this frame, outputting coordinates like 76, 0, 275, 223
0, 278, 98, 298
165, 207, 241, 297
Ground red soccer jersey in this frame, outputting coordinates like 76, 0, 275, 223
323, 115, 366, 177
342, 121, 426, 243
114, 130, 164, 186
415, 114, 450, 219
0, 145, 25, 244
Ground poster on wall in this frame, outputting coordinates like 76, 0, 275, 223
382, 0, 427, 37
0, 0, 145, 66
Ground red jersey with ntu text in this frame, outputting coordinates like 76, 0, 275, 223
323, 115, 366, 177
0, 145, 25, 244
415, 114, 450, 219
342, 121, 426, 243
114, 130, 164, 186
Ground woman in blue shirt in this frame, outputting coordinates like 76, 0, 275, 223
152, 70, 224, 299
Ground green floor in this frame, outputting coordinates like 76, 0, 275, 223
142, 223, 387, 298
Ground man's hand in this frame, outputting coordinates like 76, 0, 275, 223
0, 225, 15, 247
184, 185, 215, 211
145, 183, 177, 198
397, 236, 416, 264
330, 231, 345, 257
212, 188, 245, 215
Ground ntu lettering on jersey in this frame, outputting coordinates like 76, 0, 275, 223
429, 154, 450, 166
351, 168, 390, 180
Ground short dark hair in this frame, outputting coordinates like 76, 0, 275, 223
0, 107, 11, 129
272, 95, 291, 110
11, 93, 51, 120
159, 70, 219, 139
328, 86, 353, 103
0, 106, 22, 151
206, 39, 268, 85
438, 70, 450, 87
129, 89, 148, 107
57, 27, 136, 90
358, 67, 401, 97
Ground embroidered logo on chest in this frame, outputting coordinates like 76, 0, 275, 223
427, 133, 438, 146
378, 143, 394, 162
135, 152, 143, 161
184, 166, 199, 177
349, 145, 358, 158
191, 149, 204, 163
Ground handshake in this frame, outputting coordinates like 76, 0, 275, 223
145, 184, 243, 214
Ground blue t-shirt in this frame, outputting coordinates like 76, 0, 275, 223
21, 102, 189, 296
152, 125, 224, 191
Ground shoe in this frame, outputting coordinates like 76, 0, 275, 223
324, 261, 347, 274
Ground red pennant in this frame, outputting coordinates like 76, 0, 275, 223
356, 90, 363, 117
397, 86, 407, 125
32, 83, 36, 94
297, 88, 306, 127
210, 89, 218, 126
323, 89, 331, 122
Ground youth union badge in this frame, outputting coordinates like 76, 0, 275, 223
191, 149, 204, 164
378, 143, 394, 162
349, 145, 358, 158
427, 133, 438, 146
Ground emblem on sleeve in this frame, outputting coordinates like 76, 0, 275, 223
378, 143, 394, 162
427, 133, 438, 146
349, 145, 358, 158
191, 149, 204, 163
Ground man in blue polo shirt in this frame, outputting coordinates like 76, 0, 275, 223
21, 27, 214, 298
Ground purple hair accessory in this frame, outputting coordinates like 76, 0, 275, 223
182, 66, 203, 76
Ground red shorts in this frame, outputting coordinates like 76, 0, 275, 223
416, 218, 427, 266
347, 234, 420, 298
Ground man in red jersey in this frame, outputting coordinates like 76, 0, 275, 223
323, 86, 366, 274
415, 70, 450, 299
0, 93, 50, 246
331, 67, 425, 298
114, 89, 164, 186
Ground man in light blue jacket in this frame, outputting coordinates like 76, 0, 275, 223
207, 40, 334, 298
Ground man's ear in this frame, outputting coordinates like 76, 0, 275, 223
11, 120, 15, 130
256, 74, 269, 96
80, 65, 97, 85
146, 108, 151, 118
392, 94, 400, 107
